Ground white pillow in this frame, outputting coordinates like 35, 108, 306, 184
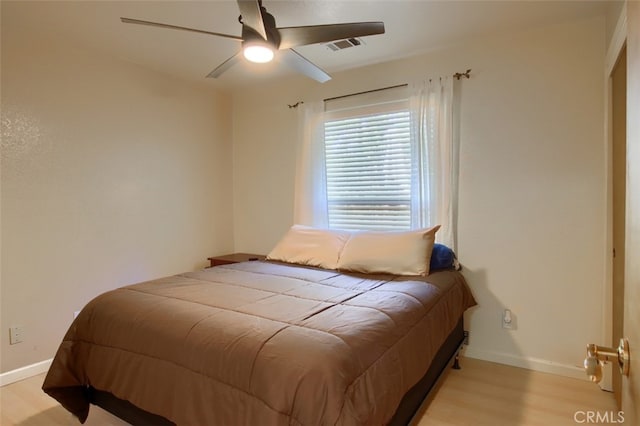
266, 225, 351, 270
337, 225, 441, 276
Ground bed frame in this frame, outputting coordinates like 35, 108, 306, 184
88, 318, 465, 426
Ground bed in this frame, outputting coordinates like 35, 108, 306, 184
43, 226, 475, 425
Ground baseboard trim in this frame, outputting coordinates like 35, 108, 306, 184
464, 347, 587, 381
0, 359, 52, 387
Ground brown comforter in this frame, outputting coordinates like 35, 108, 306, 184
43, 261, 475, 425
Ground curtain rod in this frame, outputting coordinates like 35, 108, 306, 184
323, 84, 407, 103
323, 69, 471, 103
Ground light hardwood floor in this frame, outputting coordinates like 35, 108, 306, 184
416, 358, 618, 426
1, 357, 617, 425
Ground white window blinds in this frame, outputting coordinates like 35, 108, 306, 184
324, 90, 411, 231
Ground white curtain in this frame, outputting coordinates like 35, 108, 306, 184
293, 101, 329, 227
410, 77, 457, 249
294, 79, 457, 249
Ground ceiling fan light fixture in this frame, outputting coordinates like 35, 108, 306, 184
243, 43, 275, 63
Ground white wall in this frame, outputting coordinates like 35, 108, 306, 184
1, 16, 234, 373
232, 16, 607, 377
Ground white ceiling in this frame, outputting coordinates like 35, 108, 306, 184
3, 1, 612, 91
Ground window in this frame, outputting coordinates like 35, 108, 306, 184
324, 106, 412, 231
295, 79, 455, 246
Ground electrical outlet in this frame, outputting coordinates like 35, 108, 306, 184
9, 326, 24, 345
502, 309, 516, 330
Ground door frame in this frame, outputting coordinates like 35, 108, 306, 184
602, 6, 627, 393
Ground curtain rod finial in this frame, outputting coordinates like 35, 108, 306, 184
453, 69, 471, 80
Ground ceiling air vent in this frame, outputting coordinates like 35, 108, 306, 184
325, 37, 364, 51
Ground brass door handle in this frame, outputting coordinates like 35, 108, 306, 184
584, 338, 630, 383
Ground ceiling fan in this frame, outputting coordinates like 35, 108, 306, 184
121, 0, 385, 83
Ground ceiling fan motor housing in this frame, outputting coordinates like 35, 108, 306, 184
241, 8, 280, 48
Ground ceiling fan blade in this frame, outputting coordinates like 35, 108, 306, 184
277, 22, 385, 49
281, 49, 331, 83
236, 0, 268, 40
206, 51, 243, 78
121, 17, 242, 41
